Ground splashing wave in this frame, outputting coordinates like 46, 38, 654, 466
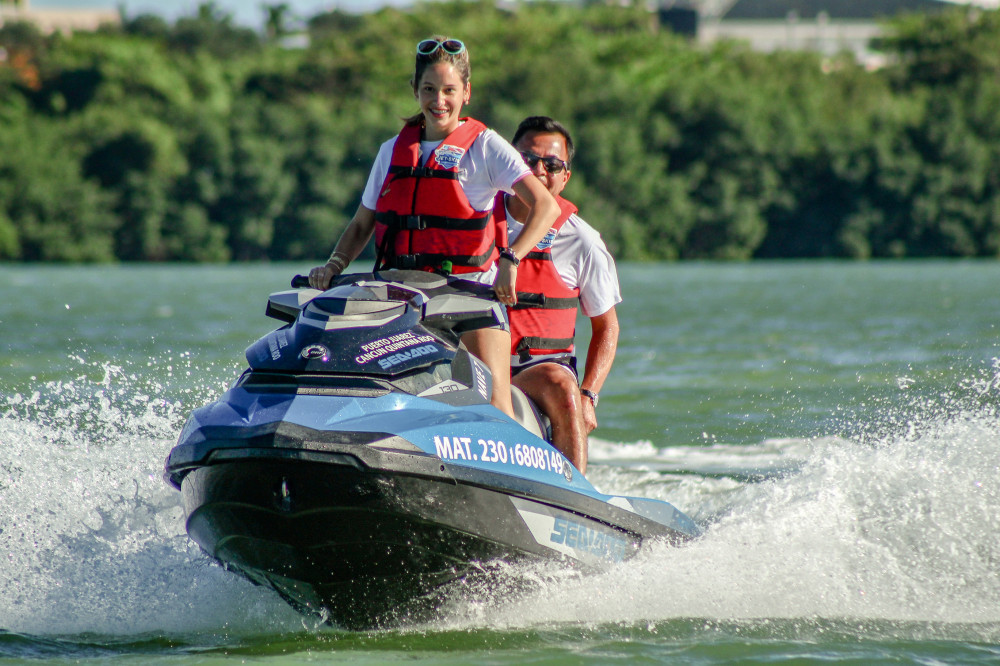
3, 355, 999, 638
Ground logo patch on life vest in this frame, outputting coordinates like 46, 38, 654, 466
434, 144, 466, 170
535, 228, 558, 250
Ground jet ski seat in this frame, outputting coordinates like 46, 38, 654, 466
511, 386, 550, 441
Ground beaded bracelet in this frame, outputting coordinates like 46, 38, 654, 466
326, 251, 349, 271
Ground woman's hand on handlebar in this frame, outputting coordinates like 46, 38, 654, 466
494, 258, 517, 306
308, 262, 340, 290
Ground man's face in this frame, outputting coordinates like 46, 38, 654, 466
515, 131, 571, 198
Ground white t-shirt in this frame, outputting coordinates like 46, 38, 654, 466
362, 126, 531, 285
506, 205, 622, 318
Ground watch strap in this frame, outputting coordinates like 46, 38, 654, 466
497, 247, 519, 267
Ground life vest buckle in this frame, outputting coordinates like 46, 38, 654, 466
396, 254, 419, 269
403, 215, 427, 230
515, 339, 533, 364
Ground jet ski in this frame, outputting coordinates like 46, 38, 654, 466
164, 270, 700, 629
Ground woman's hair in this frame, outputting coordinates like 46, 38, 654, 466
404, 35, 471, 127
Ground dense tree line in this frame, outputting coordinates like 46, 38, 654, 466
1, 1, 999, 262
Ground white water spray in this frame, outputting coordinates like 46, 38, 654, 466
467, 402, 1000, 629
3, 356, 999, 638
0, 358, 303, 637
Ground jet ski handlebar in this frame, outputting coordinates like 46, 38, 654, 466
290, 274, 313, 289
291, 273, 544, 305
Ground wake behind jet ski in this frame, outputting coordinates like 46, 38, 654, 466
164, 270, 700, 629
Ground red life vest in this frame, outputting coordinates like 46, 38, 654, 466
493, 193, 580, 362
373, 119, 497, 274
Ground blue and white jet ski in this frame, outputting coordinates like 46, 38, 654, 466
164, 270, 700, 628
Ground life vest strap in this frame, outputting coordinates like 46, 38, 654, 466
510, 293, 577, 310
388, 247, 496, 270
516, 336, 575, 363
387, 165, 461, 180
376, 211, 490, 232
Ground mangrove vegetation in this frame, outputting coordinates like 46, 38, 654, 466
1, 1, 999, 262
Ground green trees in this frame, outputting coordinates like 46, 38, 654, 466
0, 113, 115, 260
875, 7, 1000, 257
1, 2, 999, 262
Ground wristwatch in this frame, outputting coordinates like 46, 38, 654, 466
580, 388, 599, 407
497, 247, 520, 267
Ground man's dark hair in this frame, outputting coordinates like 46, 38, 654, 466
512, 116, 575, 164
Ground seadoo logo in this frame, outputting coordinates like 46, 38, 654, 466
377, 344, 439, 370
300, 344, 330, 361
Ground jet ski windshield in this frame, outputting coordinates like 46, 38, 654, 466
303, 283, 427, 326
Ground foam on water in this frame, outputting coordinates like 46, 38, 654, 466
448, 389, 1000, 631
2, 356, 999, 638
0, 357, 305, 637
589, 436, 817, 475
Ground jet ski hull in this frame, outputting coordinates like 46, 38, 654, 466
173, 417, 691, 627
165, 272, 700, 628
180, 457, 637, 627
183, 459, 528, 628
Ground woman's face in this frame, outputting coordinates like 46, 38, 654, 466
414, 62, 470, 141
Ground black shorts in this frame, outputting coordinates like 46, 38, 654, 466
511, 354, 578, 378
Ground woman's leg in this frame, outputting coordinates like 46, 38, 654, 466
460, 328, 515, 418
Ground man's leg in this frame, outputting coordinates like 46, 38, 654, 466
512, 363, 587, 474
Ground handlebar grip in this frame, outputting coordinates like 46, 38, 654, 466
291, 275, 311, 288
515, 292, 545, 305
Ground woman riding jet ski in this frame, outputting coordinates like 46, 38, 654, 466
164, 270, 700, 629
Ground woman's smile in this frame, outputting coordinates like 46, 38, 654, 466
416, 62, 470, 141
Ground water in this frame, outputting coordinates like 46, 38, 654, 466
2, 261, 999, 664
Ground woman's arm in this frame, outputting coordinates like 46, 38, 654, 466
308, 205, 376, 290
493, 176, 559, 305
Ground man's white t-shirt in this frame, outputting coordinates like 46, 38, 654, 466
361, 126, 530, 285
506, 206, 622, 318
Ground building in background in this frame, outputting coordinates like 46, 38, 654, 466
0, 0, 119, 33
666, 0, 958, 67
0, 0, 977, 62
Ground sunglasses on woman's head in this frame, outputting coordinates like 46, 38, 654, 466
520, 151, 568, 174
416, 39, 466, 56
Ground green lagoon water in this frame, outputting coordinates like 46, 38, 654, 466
2, 261, 999, 664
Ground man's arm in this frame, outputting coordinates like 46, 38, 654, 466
579, 307, 619, 433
